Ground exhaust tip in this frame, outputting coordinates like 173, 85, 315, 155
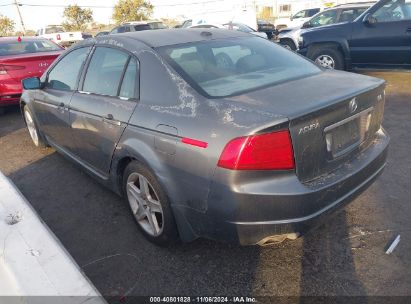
257, 233, 300, 246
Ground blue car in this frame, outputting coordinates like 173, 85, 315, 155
298, 0, 411, 70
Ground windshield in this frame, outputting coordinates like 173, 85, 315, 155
45, 26, 65, 34
0, 39, 62, 56
156, 37, 320, 98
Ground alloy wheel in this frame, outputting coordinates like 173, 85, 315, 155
126, 173, 164, 236
315, 54, 335, 69
24, 109, 39, 146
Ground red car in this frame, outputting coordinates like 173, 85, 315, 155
0, 37, 63, 114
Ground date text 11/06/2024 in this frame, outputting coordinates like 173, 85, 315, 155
148, 296, 257, 303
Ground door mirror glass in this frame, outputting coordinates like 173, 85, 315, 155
302, 21, 311, 28
22, 77, 41, 90
363, 13, 378, 25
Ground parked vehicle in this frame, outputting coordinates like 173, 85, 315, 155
189, 23, 268, 38
278, 2, 374, 51
0, 37, 63, 114
110, 21, 167, 34
36, 25, 85, 48
257, 19, 276, 40
21, 29, 389, 246
298, 0, 411, 70
95, 31, 109, 37
275, 8, 321, 30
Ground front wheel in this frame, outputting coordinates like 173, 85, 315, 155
280, 40, 296, 51
23, 106, 47, 148
309, 47, 344, 70
123, 161, 179, 246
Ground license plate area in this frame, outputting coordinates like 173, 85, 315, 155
324, 108, 373, 159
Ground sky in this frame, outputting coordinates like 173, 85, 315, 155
0, 0, 256, 31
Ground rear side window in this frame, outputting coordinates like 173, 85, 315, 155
157, 37, 320, 98
83, 47, 129, 96
46, 47, 90, 91
134, 24, 151, 31
119, 58, 138, 99
0, 39, 61, 56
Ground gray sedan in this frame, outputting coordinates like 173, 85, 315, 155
21, 29, 389, 246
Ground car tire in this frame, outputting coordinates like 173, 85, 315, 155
280, 40, 296, 51
123, 161, 179, 246
23, 106, 47, 148
309, 47, 344, 70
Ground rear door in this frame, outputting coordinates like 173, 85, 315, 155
350, 0, 411, 66
34, 46, 91, 151
69, 46, 139, 176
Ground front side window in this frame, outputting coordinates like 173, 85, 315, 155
46, 47, 90, 91
82, 47, 129, 96
309, 9, 339, 26
372, 0, 411, 21
293, 10, 306, 19
157, 37, 320, 98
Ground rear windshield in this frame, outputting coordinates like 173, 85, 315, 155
156, 37, 320, 98
0, 39, 62, 56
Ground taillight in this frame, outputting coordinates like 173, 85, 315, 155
56, 34, 61, 40
217, 130, 295, 170
0, 64, 25, 75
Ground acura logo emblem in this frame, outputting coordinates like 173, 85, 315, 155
348, 98, 358, 113
39, 62, 48, 67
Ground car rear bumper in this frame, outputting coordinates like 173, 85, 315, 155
175, 128, 389, 245
0, 79, 22, 106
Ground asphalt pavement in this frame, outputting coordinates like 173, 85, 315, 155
0, 71, 410, 302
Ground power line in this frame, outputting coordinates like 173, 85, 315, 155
1, 0, 226, 9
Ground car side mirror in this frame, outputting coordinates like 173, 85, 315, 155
22, 77, 41, 90
302, 21, 311, 29
363, 13, 377, 25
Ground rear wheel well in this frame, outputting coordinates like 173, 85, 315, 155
116, 156, 135, 195
20, 100, 27, 120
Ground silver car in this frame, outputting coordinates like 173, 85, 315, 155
21, 29, 389, 246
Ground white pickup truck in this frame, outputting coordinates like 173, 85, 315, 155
36, 25, 86, 48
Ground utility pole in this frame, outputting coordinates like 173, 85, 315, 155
14, 0, 26, 34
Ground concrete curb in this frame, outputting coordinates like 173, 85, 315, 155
0, 171, 106, 303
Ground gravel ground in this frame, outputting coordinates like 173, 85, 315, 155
0, 71, 410, 301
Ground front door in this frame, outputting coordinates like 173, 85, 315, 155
34, 46, 91, 151
350, 0, 411, 66
69, 46, 139, 176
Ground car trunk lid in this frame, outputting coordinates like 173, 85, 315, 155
0, 51, 61, 81
225, 70, 386, 182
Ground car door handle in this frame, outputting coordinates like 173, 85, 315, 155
102, 114, 121, 126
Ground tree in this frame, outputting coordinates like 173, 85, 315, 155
0, 15, 15, 37
62, 4, 93, 31
112, 0, 154, 24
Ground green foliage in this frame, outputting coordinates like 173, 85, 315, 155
112, 0, 154, 24
62, 4, 93, 31
0, 14, 15, 37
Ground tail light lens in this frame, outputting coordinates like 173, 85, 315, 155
217, 130, 295, 170
0, 64, 25, 75
56, 34, 61, 40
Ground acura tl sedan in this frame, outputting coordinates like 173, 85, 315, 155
21, 29, 389, 246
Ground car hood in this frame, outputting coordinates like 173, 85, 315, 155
220, 69, 384, 121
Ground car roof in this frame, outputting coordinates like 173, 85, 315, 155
109, 28, 251, 48
333, 1, 376, 8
